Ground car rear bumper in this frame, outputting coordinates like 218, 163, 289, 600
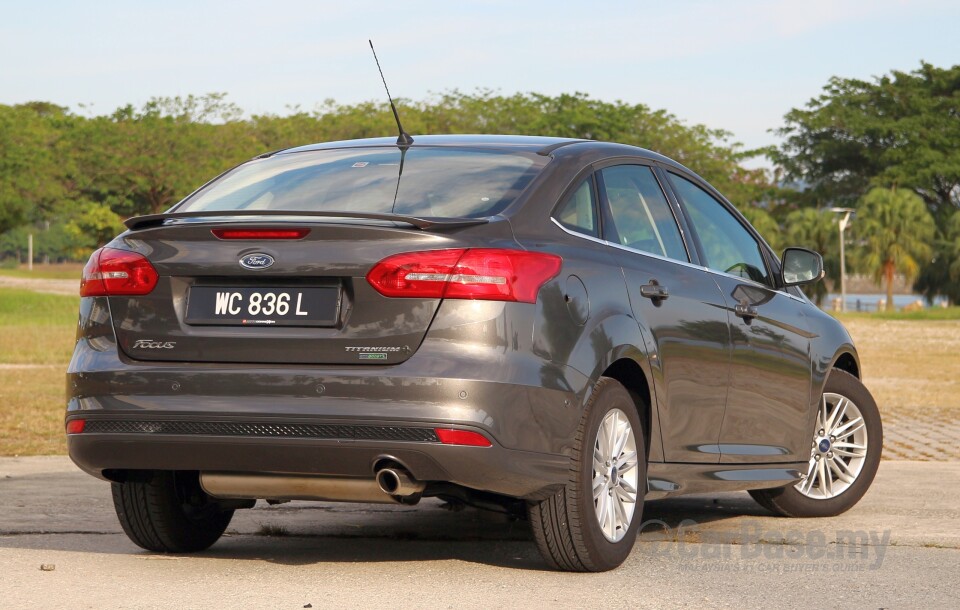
66, 428, 570, 499
66, 326, 587, 500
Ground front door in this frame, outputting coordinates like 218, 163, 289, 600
665, 172, 813, 464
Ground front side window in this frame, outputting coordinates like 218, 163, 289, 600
600, 165, 688, 262
178, 147, 547, 219
668, 173, 772, 286
554, 178, 599, 237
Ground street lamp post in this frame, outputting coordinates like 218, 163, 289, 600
828, 208, 855, 312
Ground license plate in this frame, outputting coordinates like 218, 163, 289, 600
185, 286, 340, 327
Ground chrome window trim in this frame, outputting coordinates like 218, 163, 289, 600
549, 217, 806, 303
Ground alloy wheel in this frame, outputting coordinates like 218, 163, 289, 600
795, 392, 869, 499
592, 408, 640, 542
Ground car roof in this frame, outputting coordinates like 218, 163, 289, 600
274, 134, 693, 179
279, 134, 582, 155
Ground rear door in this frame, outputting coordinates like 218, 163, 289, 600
664, 172, 814, 464
598, 164, 732, 463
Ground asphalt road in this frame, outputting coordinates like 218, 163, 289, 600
1, 457, 958, 609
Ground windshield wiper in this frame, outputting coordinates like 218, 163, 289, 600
124, 210, 489, 231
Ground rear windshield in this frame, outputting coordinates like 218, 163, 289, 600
177, 147, 547, 218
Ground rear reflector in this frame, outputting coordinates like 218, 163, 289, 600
366, 248, 561, 303
212, 228, 310, 240
80, 248, 159, 297
434, 428, 492, 447
66, 419, 86, 434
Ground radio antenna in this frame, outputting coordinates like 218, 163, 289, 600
369, 40, 414, 148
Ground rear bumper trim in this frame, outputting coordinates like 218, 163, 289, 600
81, 419, 439, 443
67, 432, 570, 500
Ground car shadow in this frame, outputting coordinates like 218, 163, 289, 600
2, 492, 778, 571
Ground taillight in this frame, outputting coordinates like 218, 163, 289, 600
66, 419, 86, 434
434, 428, 492, 447
212, 228, 310, 240
80, 247, 159, 297
366, 248, 561, 303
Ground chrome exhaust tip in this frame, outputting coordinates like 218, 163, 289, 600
376, 467, 425, 497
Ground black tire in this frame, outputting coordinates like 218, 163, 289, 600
111, 471, 234, 552
750, 369, 882, 518
528, 377, 646, 572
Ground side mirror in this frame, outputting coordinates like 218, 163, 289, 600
781, 247, 824, 286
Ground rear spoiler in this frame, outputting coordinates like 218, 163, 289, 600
124, 210, 490, 232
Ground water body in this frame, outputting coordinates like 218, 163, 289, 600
825, 293, 948, 311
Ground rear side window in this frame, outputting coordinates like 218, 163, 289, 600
600, 165, 688, 262
554, 178, 599, 237
178, 147, 546, 219
668, 173, 772, 286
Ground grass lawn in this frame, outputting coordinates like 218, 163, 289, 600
0, 289, 78, 365
0, 288, 77, 454
0, 263, 84, 280
835, 306, 960, 321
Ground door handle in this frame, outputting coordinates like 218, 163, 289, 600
640, 280, 669, 304
735, 300, 759, 322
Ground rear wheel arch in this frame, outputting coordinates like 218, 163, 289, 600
600, 357, 653, 460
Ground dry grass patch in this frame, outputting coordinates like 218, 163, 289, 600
842, 319, 960, 414
0, 366, 66, 456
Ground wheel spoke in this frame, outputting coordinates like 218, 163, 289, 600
829, 458, 855, 484
612, 490, 628, 532
818, 457, 832, 497
596, 486, 609, 523
593, 451, 606, 481
826, 397, 848, 433
613, 420, 630, 459
833, 456, 857, 480
817, 395, 828, 432
593, 473, 606, 499
616, 482, 637, 502
799, 458, 817, 495
606, 411, 619, 461
605, 491, 617, 538
833, 417, 865, 440
833, 441, 866, 451
833, 448, 865, 458
617, 451, 638, 474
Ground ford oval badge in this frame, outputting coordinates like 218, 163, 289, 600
239, 253, 275, 270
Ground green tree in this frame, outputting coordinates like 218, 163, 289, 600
915, 210, 960, 305
739, 206, 782, 254
855, 188, 936, 311
773, 62, 960, 223
2, 90, 779, 260
0, 103, 69, 233
63, 201, 125, 258
773, 62, 960, 303
69, 94, 260, 217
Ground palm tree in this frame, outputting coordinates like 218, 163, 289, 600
739, 206, 783, 253
785, 207, 837, 306
856, 187, 936, 312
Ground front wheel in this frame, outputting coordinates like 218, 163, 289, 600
750, 369, 882, 517
528, 377, 646, 571
112, 471, 234, 552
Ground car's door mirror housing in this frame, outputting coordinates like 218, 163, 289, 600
781, 247, 824, 286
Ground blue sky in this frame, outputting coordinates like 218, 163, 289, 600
1, 0, 956, 161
